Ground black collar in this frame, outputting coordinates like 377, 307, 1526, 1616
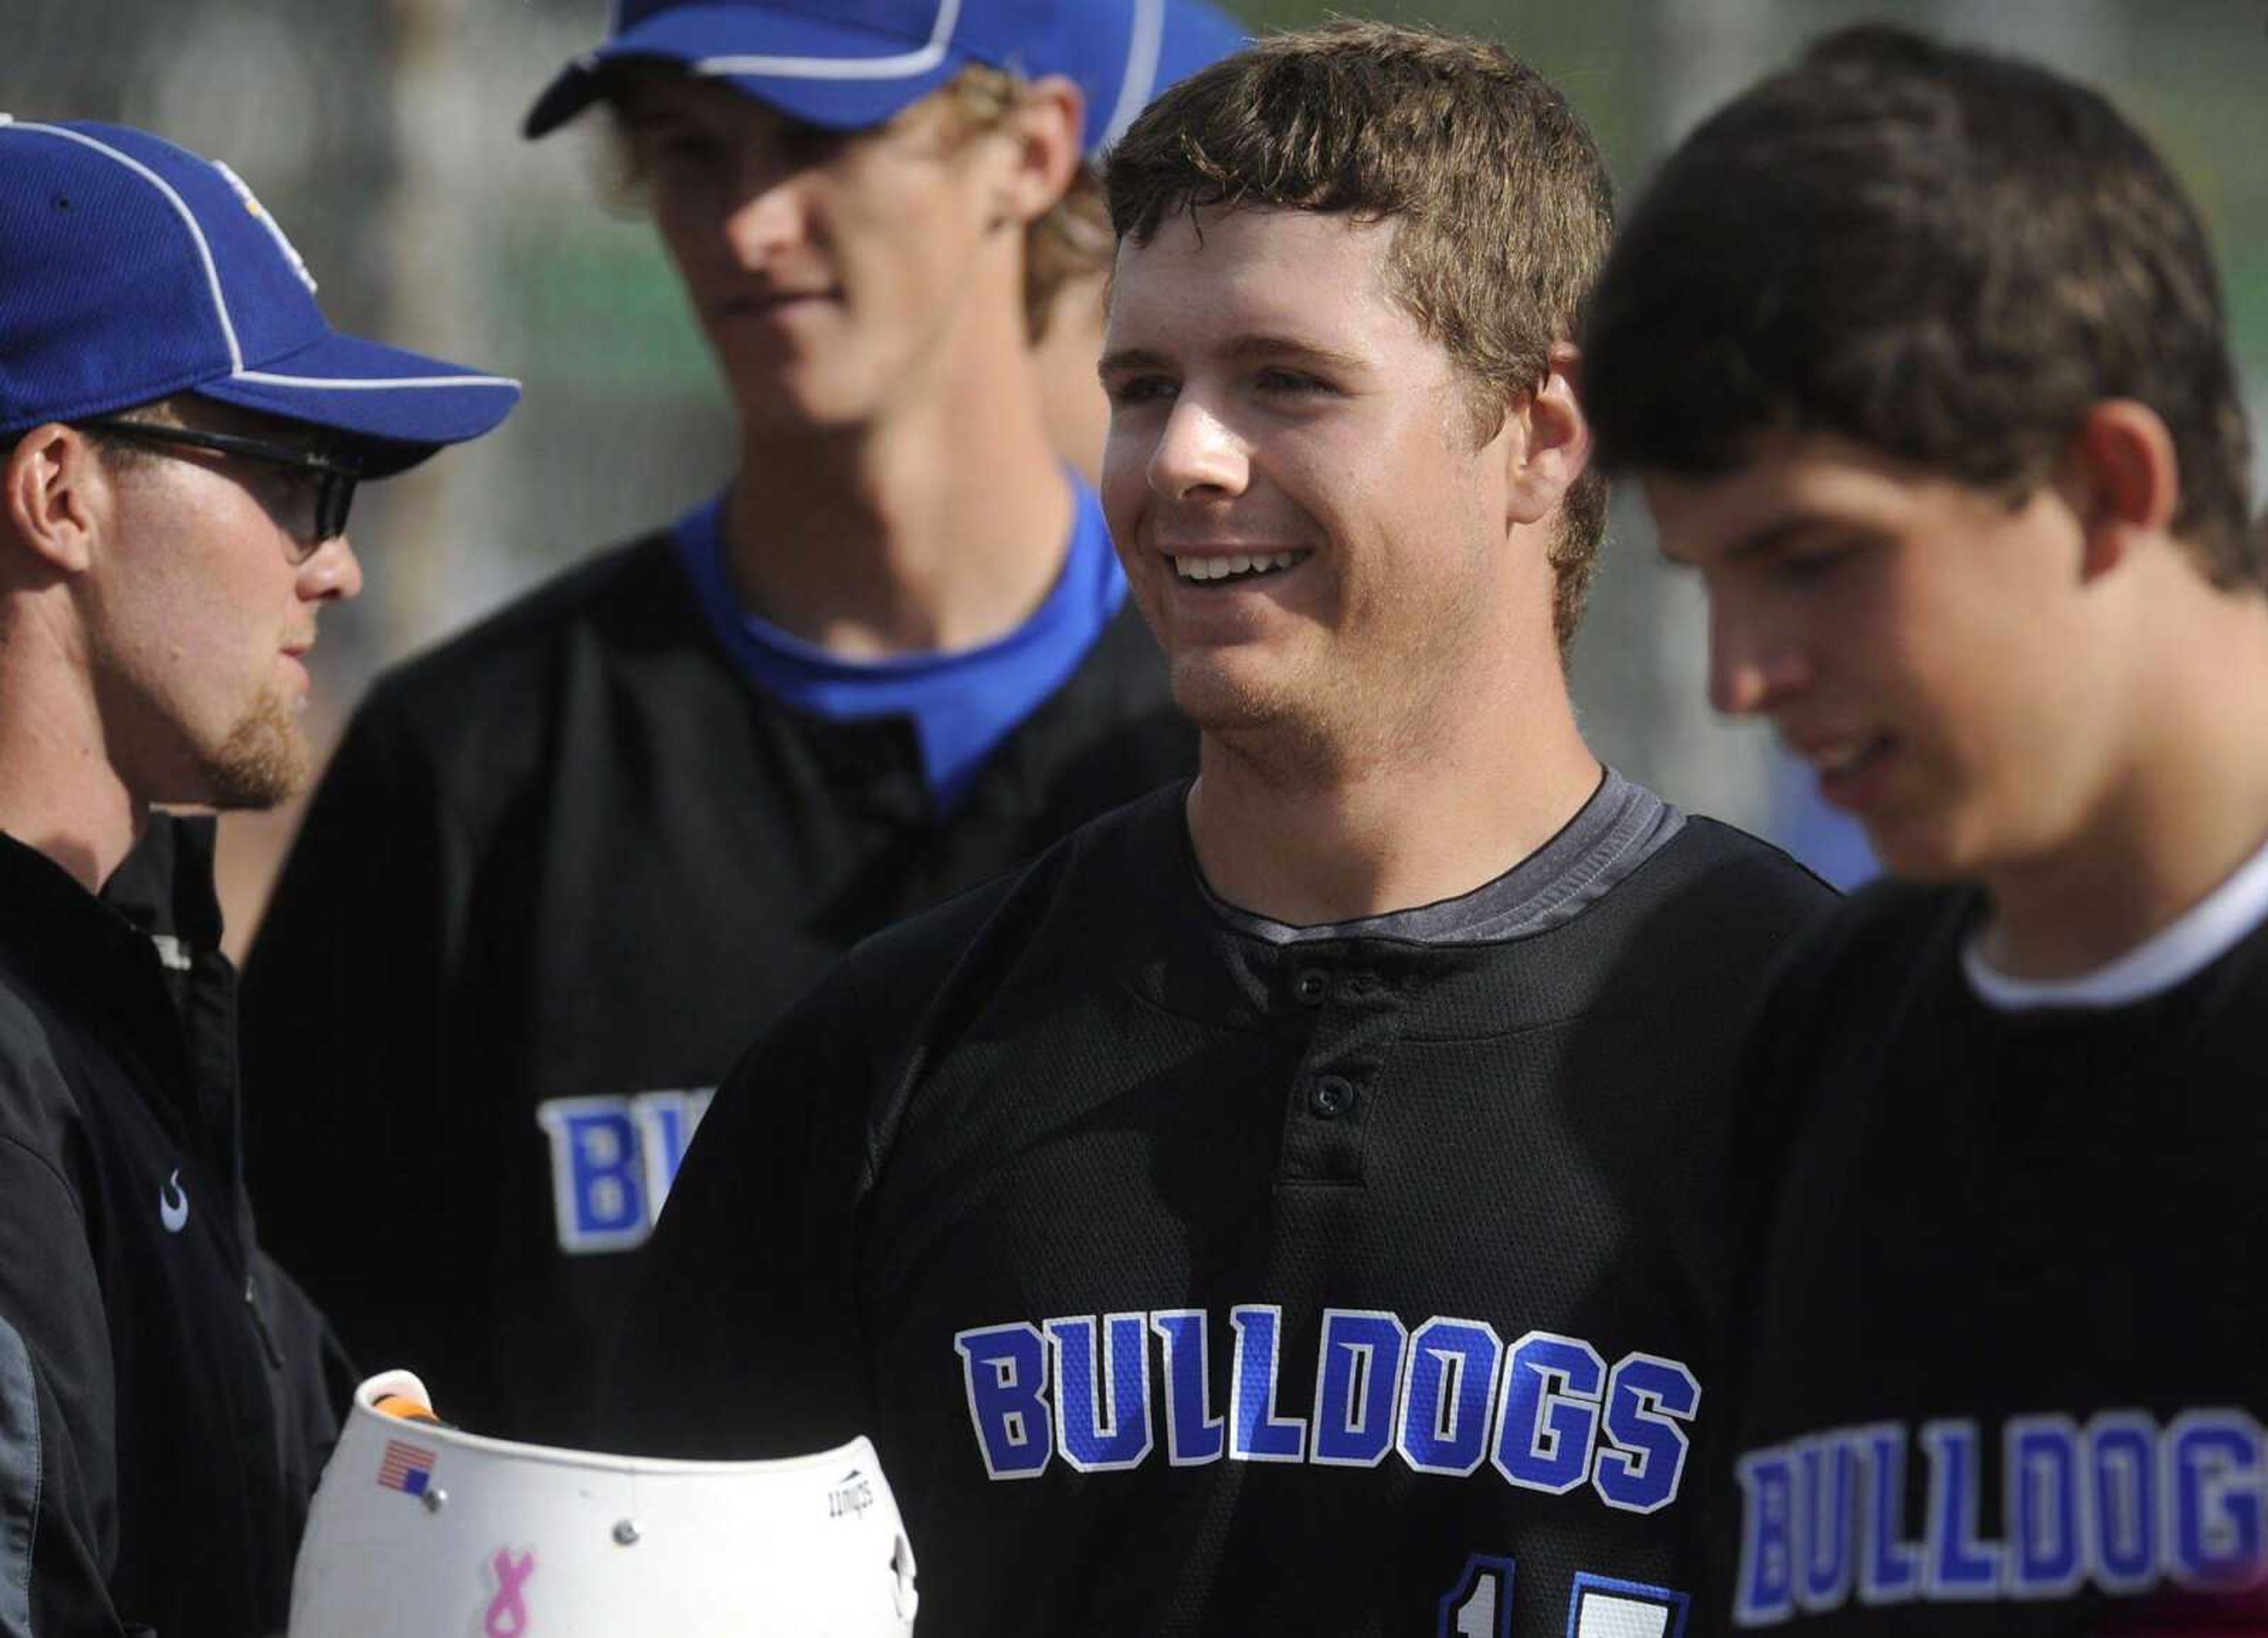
0, 813, 223, 1013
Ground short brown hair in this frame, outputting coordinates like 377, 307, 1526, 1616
1103, 20, 1617, 654
601, 63, 1087, 346
77, 398, 185, 474
1585, 24, 2257, 587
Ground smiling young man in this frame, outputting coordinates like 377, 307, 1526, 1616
239, 0, 1240, 1447
0, 119, 514, 1637
610, 24, 1831, 1634
1583, 25, 2268, 1634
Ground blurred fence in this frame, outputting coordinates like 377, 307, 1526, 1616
8, 0, 2267, 934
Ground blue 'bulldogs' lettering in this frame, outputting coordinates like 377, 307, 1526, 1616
1796, 1434, 1856, 1611
1734, 1445, 1798, 1625
1856, 1421, 1922, 1604
1402, 1319, 1503, 1477
1733, 1408, 2268, 1626
2006, 1415, 2084, 1600
1598, 1353, 1703, 1515
1229, 1305, 1307, 1463
535, 1088, 714, 1253
2171, 1410, 2265, 1587
955, 1323, 1051, 1480
1047, 1313, 1153, 1472
951, 1306, 1696, 1504
1152, 1310, 1224, 1466
2092, 1412, 2160, 1593
1313, 1309, 1406, 1469
1921, 1419, 2002, 1598
1494, 1330, 1605, 1496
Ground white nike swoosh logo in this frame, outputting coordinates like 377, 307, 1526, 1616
159, 1169, 189, 1235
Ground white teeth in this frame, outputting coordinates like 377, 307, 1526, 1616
1172, 551, 1304, 581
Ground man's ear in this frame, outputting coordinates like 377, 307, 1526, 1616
991, 74, 1086, 229
3, 425, 108, 577
1503, 342, 1592, 527
2064, 399, 2179, 582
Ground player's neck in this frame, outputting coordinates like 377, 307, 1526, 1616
1979, 585, 2268, 980
722, 353, 1073, 659
1188, 644, 1601, 926
0, 612, 144, 891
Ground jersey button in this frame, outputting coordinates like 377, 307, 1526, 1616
1293, 968, 1331, 1006
1308, 1075, 1357, 1119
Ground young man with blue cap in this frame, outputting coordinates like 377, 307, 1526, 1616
240, 0, 1244, 1447
0, 116, 514, 1638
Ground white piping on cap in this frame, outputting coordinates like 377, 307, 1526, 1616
696, 0, 959, 81
1100, 0, 1166, 149
233, 369, 523, 392
213, 160, 318, 295
9, 122, 243, 372
5, 122, 518, 410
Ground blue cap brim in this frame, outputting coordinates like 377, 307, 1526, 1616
193, 331, 520, 476
524, 3, 974, 139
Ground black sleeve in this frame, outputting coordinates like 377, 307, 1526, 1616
1694, 906, 1838, 1309
0, 1111, 130, 1636
605, 965, 879, 1461
249, 1249, 359, 1544
1715, 896, 1868, 1297
240, 691, 461, 1404
1679, 906, 1850, 1620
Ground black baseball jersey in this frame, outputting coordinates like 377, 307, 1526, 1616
0, 818, 351, 1637
1712, 871, 2268, 1634
240, 531, 1194, 1444
611, 781, 1833, 1636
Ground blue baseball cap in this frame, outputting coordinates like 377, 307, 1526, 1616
524, 0, 1248, 157
1073, 0, 1247, 155
0, 118, 519, 473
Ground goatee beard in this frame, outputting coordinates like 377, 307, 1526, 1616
201, 687, 309, 810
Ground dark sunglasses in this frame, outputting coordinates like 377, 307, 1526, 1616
76, 417, 363, 550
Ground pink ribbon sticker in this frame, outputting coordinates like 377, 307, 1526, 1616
485, 1546, 537, 1638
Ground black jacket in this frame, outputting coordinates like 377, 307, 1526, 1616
0, 817, 350, 1638
241, 531, 1196, 1443
613, 784, 1836, 1636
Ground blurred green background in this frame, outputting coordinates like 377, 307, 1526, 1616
8, 0, 2266, 929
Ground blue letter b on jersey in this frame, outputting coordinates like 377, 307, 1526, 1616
956, 1324, 1052, 1480
535, 1101, 647, 1252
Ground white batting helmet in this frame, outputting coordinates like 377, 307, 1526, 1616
290, 1371, 918, 1636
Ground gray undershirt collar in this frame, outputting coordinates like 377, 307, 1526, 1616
1197, 768, 1684, 947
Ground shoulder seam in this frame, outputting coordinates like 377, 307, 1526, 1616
0, 1130, 86, 1235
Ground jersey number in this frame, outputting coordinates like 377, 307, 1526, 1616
1441, 1556, 1689, 1637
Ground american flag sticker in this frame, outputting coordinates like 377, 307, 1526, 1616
376, 1438, 438, 1497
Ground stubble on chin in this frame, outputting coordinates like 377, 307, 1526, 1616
201, 686, 310, 811
1173, 659, 1361, 790
1172, 632, 1472, 793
